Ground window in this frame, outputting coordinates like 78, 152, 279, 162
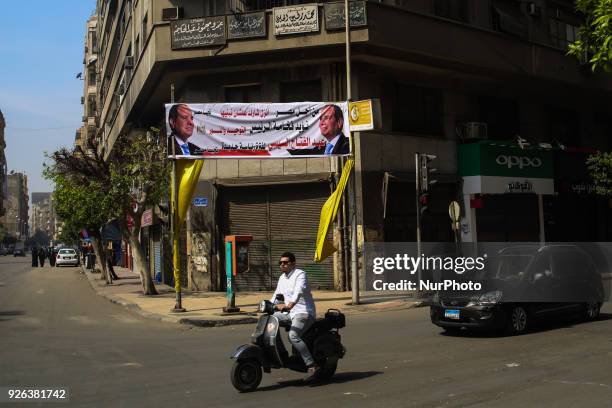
225, 84, 262, 102
87, 65, 96, 86
393, 84, 443, 135
547, 107, 580, 146
474, 95, 518, 140
549, 19, 578, 50
135, 35, 140, 60
491, 0, 528, 38
434, 0, 469, 23
280, 79, 322, 103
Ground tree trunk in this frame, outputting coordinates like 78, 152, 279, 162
126, 228, 158, 296
89, 232, 109, 283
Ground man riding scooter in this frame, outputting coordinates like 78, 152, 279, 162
271, 252, 319, 381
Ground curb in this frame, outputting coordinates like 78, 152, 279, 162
81, 267, 420, 328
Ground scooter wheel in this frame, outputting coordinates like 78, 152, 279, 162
231, 358, 262, 392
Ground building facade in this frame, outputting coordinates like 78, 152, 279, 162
0, 110, 6, 219
31, 192, 57, 243
86, 0, 612, 292
0, 172, 29, 241
76, 15, 100, 150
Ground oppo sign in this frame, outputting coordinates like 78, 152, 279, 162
495, 155, 542, 169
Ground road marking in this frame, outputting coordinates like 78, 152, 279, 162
505, 362, 520, 368
344, 392, 368, 398
36, 289, 45, 294
118, 362, 143, 368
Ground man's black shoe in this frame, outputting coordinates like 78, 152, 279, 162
303, 365, 320, 383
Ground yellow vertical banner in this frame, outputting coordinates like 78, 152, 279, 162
173, 159, 205, 226
314, 159, 354, 262
172, 159, 204, 292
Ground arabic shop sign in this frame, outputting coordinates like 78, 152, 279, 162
324, 1, 367, 30
171, 16, 226, 49
274, 4, 319, 36
228, 12, 266, 39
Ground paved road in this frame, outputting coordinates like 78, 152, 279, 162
1, 256, 612, 407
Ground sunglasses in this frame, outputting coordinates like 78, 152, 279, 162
279, 260, 292, 265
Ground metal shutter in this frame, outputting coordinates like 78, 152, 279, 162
220, 187, 273, 291
269, 183, 334, 290
220, 182, 333, 291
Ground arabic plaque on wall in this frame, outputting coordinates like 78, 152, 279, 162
228, 12, 267, 39
273, 4, 319, 36
171, 16, 226, 49
324, 1, 367, 30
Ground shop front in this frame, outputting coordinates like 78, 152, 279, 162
458, 141, 554, 242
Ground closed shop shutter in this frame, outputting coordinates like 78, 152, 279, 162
220, 187, 273, 291
269, 184, 333, 290
220, 182, 333, 291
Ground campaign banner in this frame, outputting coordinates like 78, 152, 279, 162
165, 102, 350, 158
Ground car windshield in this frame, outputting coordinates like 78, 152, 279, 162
59, 249, 76, 255
473, 254, 534, 280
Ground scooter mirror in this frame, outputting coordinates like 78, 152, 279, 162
275, 294, 285, 302
259, 300, 267, 313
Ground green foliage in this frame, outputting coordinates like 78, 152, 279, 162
587, 152, 612, 196
568, 0, 612, 72
44, 129, 169, 237
108, 131, 171, 224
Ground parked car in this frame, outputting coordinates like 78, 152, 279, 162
13, 248, 25, 257
0, 248, 7, 256
430, 245, 605, 335
55, 248, 80, 267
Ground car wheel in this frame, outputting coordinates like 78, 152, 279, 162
506, 305, 529, 335
584, 302, 601, 321
230, 358, 262, 392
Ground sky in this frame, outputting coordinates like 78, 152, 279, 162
0, 1, 96, 198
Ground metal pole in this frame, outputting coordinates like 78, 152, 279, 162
415, 153, 422, 292
170, 83, 185, 313
345, 0, 359, 305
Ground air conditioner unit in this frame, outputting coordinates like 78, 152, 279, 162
528, 3, 541, 17
124, 56, 134, 69
464, 122, 488, 140
162, 7, 183, 21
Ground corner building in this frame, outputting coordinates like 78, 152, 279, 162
89, 0, 612, 292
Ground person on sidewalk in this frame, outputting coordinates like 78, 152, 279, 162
106, 244, 119, 280
38, 247, 46, 267
270, 251, 319, 382
48, 247, 56, 267
31, 247, 38, 267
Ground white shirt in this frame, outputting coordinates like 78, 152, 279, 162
270, 268, 316, 318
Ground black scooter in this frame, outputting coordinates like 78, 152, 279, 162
230, 296, 346, 392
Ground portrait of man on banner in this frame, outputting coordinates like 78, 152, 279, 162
166, 103, 206, 157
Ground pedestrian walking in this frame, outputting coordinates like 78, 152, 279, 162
31, 247, 39, 267
38, 247, 46, 267
49, 247, 56, 267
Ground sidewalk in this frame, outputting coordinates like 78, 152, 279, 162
82, 266, 420, 327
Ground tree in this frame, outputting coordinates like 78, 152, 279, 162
44, 153, 115, 283
568, 0, 612, 72
107, 132, 171, 295
44, 131, 170, 295
587, 152, 612, 195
